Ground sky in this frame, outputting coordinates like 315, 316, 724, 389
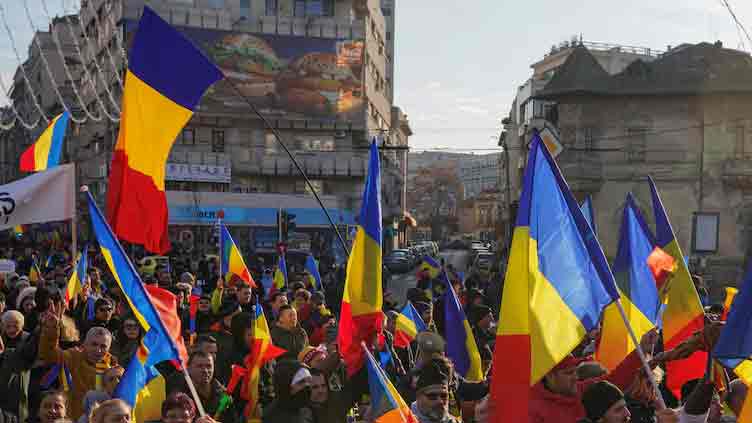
2, 0, 752, 152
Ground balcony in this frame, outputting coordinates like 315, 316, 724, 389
723, 153, 752, 190
558, 152, 604, 194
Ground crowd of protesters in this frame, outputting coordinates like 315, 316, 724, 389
0, 236, 744, 423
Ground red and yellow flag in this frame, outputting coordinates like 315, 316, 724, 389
242, 304, 285, 418
106, 7, 223, 254
337, 141, 384, 376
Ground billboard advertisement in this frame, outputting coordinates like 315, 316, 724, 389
127, 22, 365, 122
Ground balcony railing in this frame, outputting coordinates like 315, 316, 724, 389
723, 153, 752, 189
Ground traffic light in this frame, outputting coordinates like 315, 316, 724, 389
279, 210, 297, 241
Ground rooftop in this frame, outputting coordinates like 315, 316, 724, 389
536, 41, 752, 99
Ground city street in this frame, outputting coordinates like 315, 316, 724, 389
386, 249, 472, 305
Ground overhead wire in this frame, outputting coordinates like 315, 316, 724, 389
30, 0, 104, 123
18, 0, 89, 124
58, 0, 121, 121
0, 3, 50, 127
81, 0, 124, 90
0, 74, 19, 130
66, 0, 122, 115
719, 0, 752, 49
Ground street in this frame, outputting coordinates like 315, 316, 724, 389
387, 249, 472, 305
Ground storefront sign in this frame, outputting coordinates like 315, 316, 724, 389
166, 163, 231, 183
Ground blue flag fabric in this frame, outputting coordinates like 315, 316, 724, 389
580, 195, 597, 236
442, 272, 483, 382
714, 265, 752, 378
305, 254, 323, 291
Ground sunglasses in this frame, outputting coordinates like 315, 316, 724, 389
98, 307, 113, 312
423, 392, 448, 401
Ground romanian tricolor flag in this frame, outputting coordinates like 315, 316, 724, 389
305, 254, 323, 291
87, 189, 182, 368
242, 303, 285, 418
337, 140, 384, 377
597, 194, 663, 372
114, 343, 166, 423
648, 176, 707, 398
489, 132, 620, 423
29, 254, 43, 284
364, 342, 417, 423
19, 111, 70, 172
106, 7, 223, 254
394, 301, 427, 348
419, 256, 441, 279
65, 247, 88, 306
220, 223, 255, 287
443, 272, 483, 382
580, 194, 597, 236
273, 255, 287, 292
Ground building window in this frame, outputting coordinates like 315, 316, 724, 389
322, 0, 334, 16
181, 128, 195, 145
736, 125, 746, 156
265, 0, 278, 16
626, 127, 648, 162
212, 130, 225, 153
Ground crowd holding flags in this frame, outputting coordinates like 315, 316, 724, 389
64, 245, 88, 306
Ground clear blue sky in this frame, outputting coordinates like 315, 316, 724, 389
2, 0, 752, 151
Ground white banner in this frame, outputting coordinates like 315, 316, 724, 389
165, 163, 231, 183
0, 164, 75, 231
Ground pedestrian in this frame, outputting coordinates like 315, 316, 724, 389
262, 360, 314, 423
110, 316, 143, 369
410, 357, 460, 423
579, 381, 680, 423
35, 391, 68, 423
88, 399, 131, 423
270, 304, 309, 361
160, 392, 219, 423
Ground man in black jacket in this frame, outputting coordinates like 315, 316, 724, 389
167, 351, 239, 423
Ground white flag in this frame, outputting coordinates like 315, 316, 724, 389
0, 164, 75, 230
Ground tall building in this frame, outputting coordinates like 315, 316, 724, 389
458, 153, 501, 199
380, 0, 395, 100
3, 0, 412, 262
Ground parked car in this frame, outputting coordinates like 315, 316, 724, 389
384, 250, 412, 273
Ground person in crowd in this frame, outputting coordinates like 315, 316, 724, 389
192, 335, 218, 357
400, 331, 446, 404
293, 289, 313, 324
410, 357, 460, 423
468, 305, 495, 371
235, 285, 253, 314
161, 392, 218, 423
1, 310, 29, 352
87, 268, 105, 298
110, 317, 143, 368
16, 286, 36, 330
0, 293, 6, 316
36, 391, 68, 423
262, 360, 314, 423
166, 351, 239, 423
210, 301, 240, 384
528, 330, 659, 423
580, 381, 680, 423
38, 302, 117, 420
77, 366, 125, 423
88, 399, 131, 423
270, 304, 309, 361
310, 367, 349, 423
725, 379, 747, 420
268, 292, 288, 321
80, 298, 119, 337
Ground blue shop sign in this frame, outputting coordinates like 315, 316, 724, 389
169, 205, 355, 226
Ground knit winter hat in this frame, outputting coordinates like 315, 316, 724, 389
16, 286, 36, 309
416, 358, 450, 392
582, 381, 624, 421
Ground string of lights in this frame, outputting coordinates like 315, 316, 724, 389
59, 0, 121, 121
30, 0, 104, 123
0, 3, 50, 127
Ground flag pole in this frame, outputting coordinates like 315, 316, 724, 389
226, 81, 349, 256
613, 298, 666, 410
71, 163, 77, 261
181, 364, 207, 417
217, 212, 223, 282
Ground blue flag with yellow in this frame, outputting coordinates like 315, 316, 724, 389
419, 256, 441, 279
580, 194, 597, 236
443, 272, 483, 382
305, 254, 323, 291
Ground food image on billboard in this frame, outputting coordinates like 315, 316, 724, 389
126, 22, 365, 122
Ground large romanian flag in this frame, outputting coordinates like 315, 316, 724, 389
364, 343, 417, 423
220, 223, 255, 287
489, 131, 620, 422
648, 176, 706, 398
338, 140, 383, 376
106, 7, 223, 254
20, 111, 70, 172
596, 194, 664, 372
